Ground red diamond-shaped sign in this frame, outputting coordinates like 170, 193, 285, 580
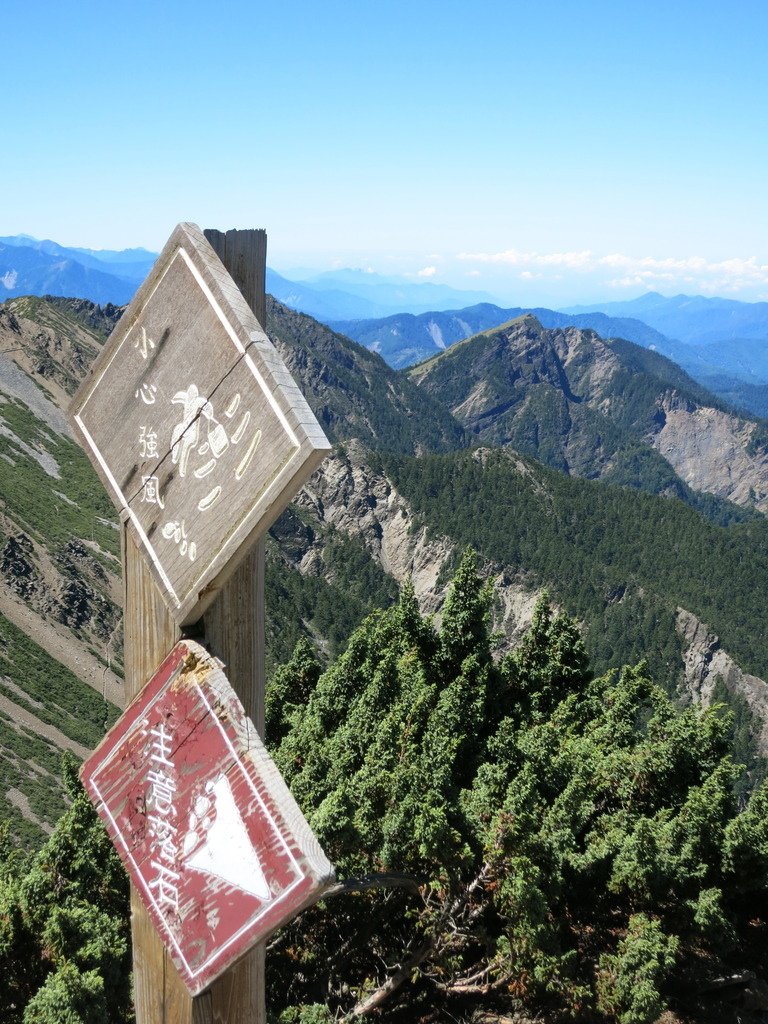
81, 640, 334, 995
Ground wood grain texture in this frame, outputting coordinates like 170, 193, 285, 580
203, 229, 267, 1023
124, 523, 193, 1021
120, 229, 276, 1022
203, 229, 267, 328
71, 222, 330, 624
203, 545, 263, 730
203, 230, 266, 1024
123, 502, 266, 1023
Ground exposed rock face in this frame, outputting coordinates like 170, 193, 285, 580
266, 296, 466, 456
677, 607, 768, 752
1, 533, 41, 599
652, 393, 768, 511
294, 440, 540, 643
0, 297, 111, 408
411, 314, 768, 516
297, 442, 453, 615
0, 511, 121, 655
51, 541, 119, 639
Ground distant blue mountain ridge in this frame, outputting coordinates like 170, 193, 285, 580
0, 235, 496, 320
565, 291, 768, 346
328, 298, 768, 419
327, 304, 682, 368
266, 266, 497, 319
0, 236, 156, 279
0, 236, 156, 306
3, 235, 768, 417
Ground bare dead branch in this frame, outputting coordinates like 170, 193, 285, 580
344, 862, 491, 1019
324, 871, 425, 899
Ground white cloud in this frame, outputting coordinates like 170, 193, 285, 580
455, 248, 768, 295
457, 248, 594, 269
417, 266, 437, 278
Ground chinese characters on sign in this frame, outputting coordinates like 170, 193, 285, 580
70, 222, 330, 624
146, 721, 181, 913
80, 641, 335, 996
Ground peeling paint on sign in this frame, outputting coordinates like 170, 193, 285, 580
81, 639, 335, 995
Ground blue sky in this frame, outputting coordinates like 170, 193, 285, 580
3, 0, 767, 305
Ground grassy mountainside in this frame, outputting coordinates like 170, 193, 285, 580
0, 299, 124, 844
0, 296, 415, 845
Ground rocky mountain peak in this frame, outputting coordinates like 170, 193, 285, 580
409, 315, 768, 517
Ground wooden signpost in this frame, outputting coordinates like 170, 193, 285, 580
70, 222, 330, 624
71, 225, 332, 1023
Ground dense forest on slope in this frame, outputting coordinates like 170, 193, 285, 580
0, 756, 131, 1024
382, 447, 768, 691
265, 507, 398, 670
698, 372, 768, 419
266, 555, 768, 1024
267, 296, 467, 455
5, 559, 768, 1024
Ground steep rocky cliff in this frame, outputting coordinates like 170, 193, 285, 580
289, 439, 541, 643
410, 314, 768, 518
678, 607, 768, 752
653, 393, 768, 510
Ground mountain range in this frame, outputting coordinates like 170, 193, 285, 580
3, 229, 768, 847
329, 303, 678, 368
566, 290, 768, 346
0, 235, 498, 321
409, 313, 768, 516
5, 232, 768, 417
331, 294, 768, 420
0, 236, 155, 306
1, 290, 768, 857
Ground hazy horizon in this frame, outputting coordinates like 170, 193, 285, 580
6, 229, 768, 312
4, 0, 766, 306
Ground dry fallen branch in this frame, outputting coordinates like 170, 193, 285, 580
344, 862, 491, 1019
323, 871, 424, 899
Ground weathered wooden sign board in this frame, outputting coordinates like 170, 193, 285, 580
70, 222, 330, 624
81, 639, 335, 996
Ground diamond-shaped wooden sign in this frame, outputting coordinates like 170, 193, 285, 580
70, 222, 330, 624
81, 639, 335, 996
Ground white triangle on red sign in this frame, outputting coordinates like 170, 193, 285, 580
183, 774, 272, 902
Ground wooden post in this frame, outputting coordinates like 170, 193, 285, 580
124, 229, 268, 1024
